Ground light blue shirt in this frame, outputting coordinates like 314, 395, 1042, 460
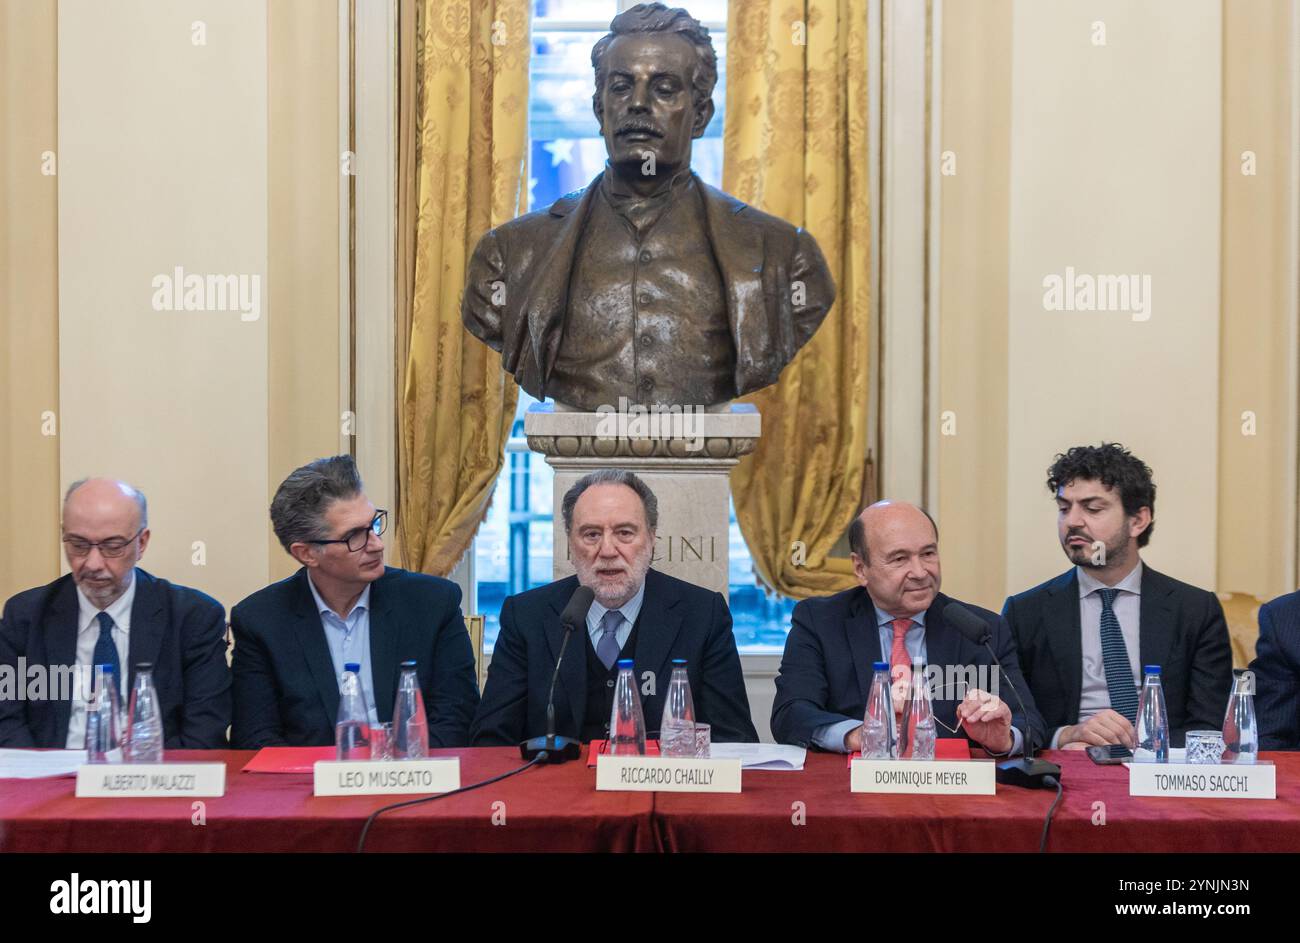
307, 575, 379, 725
585, 579, 647, 654
812, 605, 1023, 756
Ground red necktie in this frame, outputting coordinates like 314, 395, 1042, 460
890, 618, 917, 756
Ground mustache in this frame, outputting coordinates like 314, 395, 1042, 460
615, 119, 663, 137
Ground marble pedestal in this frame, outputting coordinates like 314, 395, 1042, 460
524, 402, 761, 599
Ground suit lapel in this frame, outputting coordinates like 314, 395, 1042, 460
844, 590, 879, 705
1138, 566, 1176, 674
699, 181, 772, 393
632, 571, 683, 702
1045, 570, 1084, 722
544, 577, 587, 735
127, 569, 166, 693
290, 570, 342, 727
922, 596, 961, 713
47, 577, 80, 743
516, 178, 603, 393
367, 571, 398, 723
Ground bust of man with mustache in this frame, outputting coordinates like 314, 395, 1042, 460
461, 2, 836, 411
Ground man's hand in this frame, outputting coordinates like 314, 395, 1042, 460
956, 689, 1013, 754
1057, 709, 1135, 750
843, 724, 864, 754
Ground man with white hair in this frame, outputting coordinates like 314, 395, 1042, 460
471, 468, 757, 745
0, 478, 231, 748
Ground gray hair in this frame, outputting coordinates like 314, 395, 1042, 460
270, 455, 363, 553
561, 468, 659, 533
591, 2, 718, 111
64, 478, 148, 529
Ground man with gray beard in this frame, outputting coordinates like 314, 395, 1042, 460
470, 469, 756, 745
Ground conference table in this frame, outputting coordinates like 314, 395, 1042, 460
3, 748, 1298, 853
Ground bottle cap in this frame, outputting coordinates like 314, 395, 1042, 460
671, 658, 687, 666
616, 658, 634, 668
344, 662, 361, 673
134, 662, 153, 671
873, 661, 889, 671
1143, 664, 1161, 675
400, 659, 417, 668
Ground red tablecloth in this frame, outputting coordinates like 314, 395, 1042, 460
0, 749, 657, 853
655, 751, 1300, 852
3, 749, 1297, 853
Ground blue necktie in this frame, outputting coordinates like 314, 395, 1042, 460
93, 611, 122, 697
596, 609, 624, 671
1098, 588, 1138, 723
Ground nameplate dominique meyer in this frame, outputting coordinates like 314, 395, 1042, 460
1127, 762, 1276, 800
850, 759, 997, 795
595, 755, 742, 793
313, 759, 461, 797
75, 763, 226, 798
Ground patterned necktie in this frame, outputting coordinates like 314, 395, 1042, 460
889, 618, 912, 715
93, 611, 122, 697
596, 609, 624, 671
1098, 588, 1139, 723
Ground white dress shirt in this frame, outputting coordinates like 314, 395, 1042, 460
585, 579, 647, 653
66, 573, 136, 749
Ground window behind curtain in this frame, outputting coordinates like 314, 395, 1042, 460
474, 0, 796, 654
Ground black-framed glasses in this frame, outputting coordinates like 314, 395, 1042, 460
62, 528, 145, 559
310, 510, 387, 552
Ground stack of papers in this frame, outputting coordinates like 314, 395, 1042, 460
0, 749, 87, 779
709, 743, 806, 771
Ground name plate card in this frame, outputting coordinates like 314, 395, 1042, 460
850, 758, 996, 795
1126, 762, 1275, 800
313, 758, 460, 796
76, 763, 226, 798
596, 755, 742, 793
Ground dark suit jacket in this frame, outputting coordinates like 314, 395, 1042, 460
1249, 590, 1300, 750
470, 569, 758, 746
771, 587, 1046, 752
461, 171, 835, 403
1003, 565, 1233, 748
229, 567, 479, 749
0, 569, 230, 749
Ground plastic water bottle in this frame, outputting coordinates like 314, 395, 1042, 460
659, 659, 696, 757
906, 659, 936, 760
862, 661, 895, 759
336, 662, 372, 761
608, 659, 646, 755
392, 660, 428, 759
1222, 669, 1258, 765
125, 663, 164, 763
84, 664, 121, 763
1133, 665, 1169, 763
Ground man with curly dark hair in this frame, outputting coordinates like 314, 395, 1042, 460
1002, 443, 1232, 751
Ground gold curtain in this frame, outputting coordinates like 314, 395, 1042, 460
725, 0, 871, 598
397, 1, 529, 576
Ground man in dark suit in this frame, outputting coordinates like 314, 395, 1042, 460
471, 469, 757, 746
772, 500, 1044, 754
0, 478, 230, 748
230, 456, 478, 748
1249, 591, 1300, 750
461, 4, 834, 411
1003, 443, 1233, 750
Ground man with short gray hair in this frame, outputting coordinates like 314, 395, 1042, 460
471, 468, 756, 746
230, 455, 479, 748
0, 478, 230, 748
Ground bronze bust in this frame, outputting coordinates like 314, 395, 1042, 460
461, 2, 835, 411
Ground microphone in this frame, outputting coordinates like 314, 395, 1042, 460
944, 601, 1061, 789
520, 584, 594, 764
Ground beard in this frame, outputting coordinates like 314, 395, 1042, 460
1064, 529, 1129, 569
574, 542, 653, 609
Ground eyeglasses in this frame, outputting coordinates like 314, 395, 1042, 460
62, 528, 145, 559
310, 510, 387, 552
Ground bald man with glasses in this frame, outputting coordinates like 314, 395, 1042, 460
229, 455, 479, 748
0, 478, 231, 749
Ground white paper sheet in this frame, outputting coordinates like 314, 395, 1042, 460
709, 743, 807, 771
0, 748, 87, 779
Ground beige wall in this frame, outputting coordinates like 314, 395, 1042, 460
1, 0, 341, 611
938, 0, 1296, 622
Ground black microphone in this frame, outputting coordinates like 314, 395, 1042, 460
520, 584, 594, 764
944, 601, 1061, 789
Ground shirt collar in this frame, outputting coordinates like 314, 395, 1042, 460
1076, 558, 1144, 598
306, 572, 371, 622
874, 604, 927, 629
76, 569, 137, 636
587, 577, 648, 636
